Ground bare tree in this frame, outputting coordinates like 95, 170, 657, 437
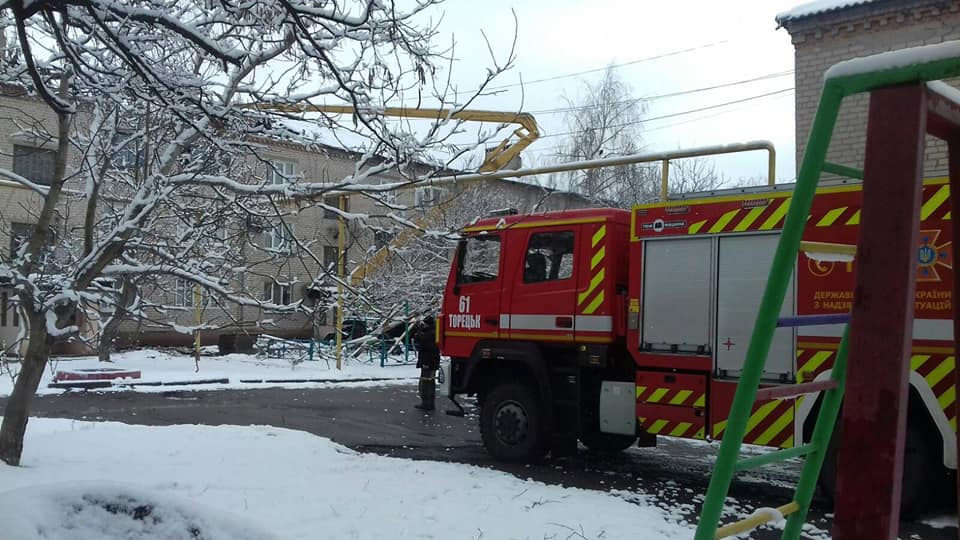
0, 0, 514, 465
555, 66, 649, 203
555, 66, 734, 206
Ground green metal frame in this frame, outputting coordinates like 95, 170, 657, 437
694, 48, 960, 540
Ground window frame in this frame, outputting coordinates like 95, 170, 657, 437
264, 223, 295, 252
456, 234, 502, 285
263, 281, 293, 305
12, 144, 57, 186
267, 159, 297, 186
522, 230, 576, 284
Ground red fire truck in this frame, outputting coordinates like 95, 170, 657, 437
439, 176, 956, 512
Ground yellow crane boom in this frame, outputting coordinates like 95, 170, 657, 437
241, 103, 539, 173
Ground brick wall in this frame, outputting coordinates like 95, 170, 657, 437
784, 0, 960, 178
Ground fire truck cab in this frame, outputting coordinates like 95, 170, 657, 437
439, 180, 955, 512
441, 208, 635, 459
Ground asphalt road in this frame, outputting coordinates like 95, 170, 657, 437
5, 384, 956, 539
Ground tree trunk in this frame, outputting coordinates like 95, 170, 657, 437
98, 278, 135, 363
0, 314, 50, 466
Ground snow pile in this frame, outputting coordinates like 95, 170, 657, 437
826, 40, 960, 80
0, 483, 277, 540
776, 0, 876, 24
0, 419, 695, 539
0, 348, 419, 398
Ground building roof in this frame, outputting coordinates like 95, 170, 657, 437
776, 0, 877, 24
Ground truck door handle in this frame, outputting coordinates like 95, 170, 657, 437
485, 318, 498, 326
555, 316, 573, 328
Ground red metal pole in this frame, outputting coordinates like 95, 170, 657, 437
832, 83, 927, 540
948, 137, 960, 540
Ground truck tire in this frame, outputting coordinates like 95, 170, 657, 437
819, 422, 936, 519
579, 402, 637, 453
580, 430, 637, 453
480, 382, 549, 462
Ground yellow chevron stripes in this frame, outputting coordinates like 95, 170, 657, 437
925, 356, 955, 388
845, 210, 861, 225
798, 351, 833, 382
939, 385, 955, 411
669, 390, 693, 405
648, 419, 669, 434
579, 224, 607, 315
638, 386, 706, 409
583, 291, 605, 315
753, 408, 794, 446
670, 422, 693, 437
647, 388, 669, 403
708, 209, 740, 233
732, 206, 766, 232
759, 199, 791, 230
577, 269, 605, 305
921, 185, 950, 221
911, 354, 932, 371
713, 401, 780, 438
592, 225, 607, 247
590, 247, 605, 270
745, 400, 780, 435
816, 207, 847, 227
688, 220, 707, 234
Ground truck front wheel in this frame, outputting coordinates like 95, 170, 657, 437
480, 382, 549, 462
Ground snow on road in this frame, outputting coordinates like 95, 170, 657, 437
1, 418, 694, 539
0, 348, 419, 398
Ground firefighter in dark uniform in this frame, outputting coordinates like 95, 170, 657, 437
413, 316, 440, 411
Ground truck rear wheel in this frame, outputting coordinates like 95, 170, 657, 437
480, 382, 548, 462
819, 422, 937, 519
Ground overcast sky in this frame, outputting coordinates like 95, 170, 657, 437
411, 0, 804, 187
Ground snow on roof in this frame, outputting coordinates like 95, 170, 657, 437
825, 40, 960, 79
776, 0, 877, 24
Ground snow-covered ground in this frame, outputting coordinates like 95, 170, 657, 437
0, 348, 419, 398
0, 418, 695, 539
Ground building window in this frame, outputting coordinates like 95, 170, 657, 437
523, 231, 575, 283
323, 196, 348, 219
175, 279, 194, 307
263, 282, 292, 305
13, 145, 57, 186
323, 246, 339, 270
268, 160, 296, 185
9, 222, 33, 257
264, 223, 294, 252
112, 133, 143, 170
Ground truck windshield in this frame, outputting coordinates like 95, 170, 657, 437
457, 235, 501, 284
